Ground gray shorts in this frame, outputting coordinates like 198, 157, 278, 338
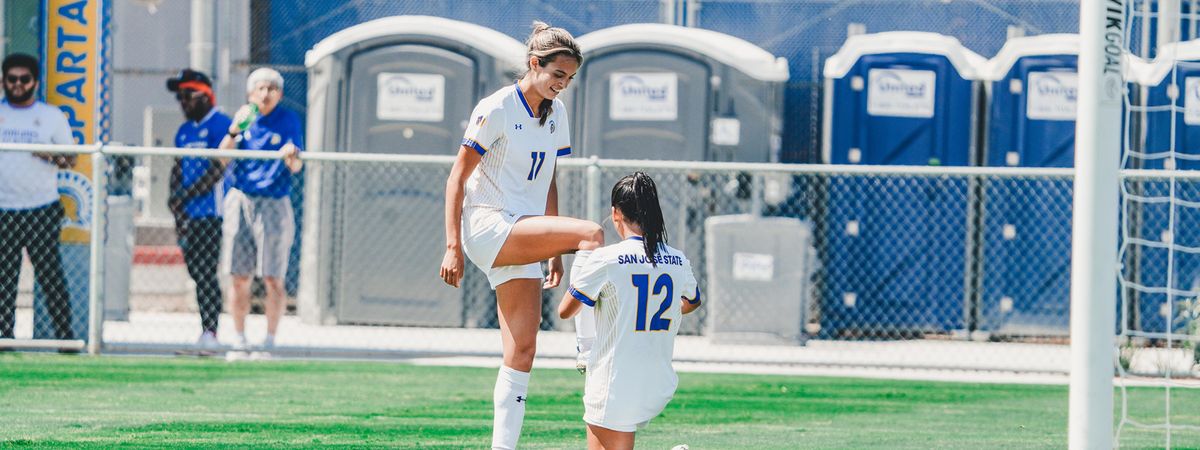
221, 189, 295, 278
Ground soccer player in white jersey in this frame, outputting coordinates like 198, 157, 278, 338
440, 21, 605, 450
558, 172, 702, 450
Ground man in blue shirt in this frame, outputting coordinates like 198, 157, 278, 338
218, 67, 302, 355
166, 69, 232, 353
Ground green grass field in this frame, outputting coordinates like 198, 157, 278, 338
0, 354, 1197, 449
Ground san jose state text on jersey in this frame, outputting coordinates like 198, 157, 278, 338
616, 253, 685, 266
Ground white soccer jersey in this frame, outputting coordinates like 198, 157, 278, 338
461, 83, 571, 217
568, 237, 701, 430
0, 101, 74, 210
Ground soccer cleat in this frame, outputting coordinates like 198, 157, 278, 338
575, 346, 589, 375
575, 337, 593, 375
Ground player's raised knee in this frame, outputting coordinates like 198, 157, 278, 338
578, 221, 604, 251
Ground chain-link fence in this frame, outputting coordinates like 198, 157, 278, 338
0, 144, 1096, 375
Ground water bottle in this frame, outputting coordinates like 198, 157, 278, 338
236, 103, 259, 131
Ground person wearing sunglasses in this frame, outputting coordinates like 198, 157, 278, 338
166, 69, 233, 355
0, 53, 77, 344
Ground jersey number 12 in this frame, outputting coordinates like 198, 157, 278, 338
632, 274, 673, 332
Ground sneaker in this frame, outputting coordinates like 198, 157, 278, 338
196, 331, 219, 355
196, 331, 218, 348
260, 335, 276, 351
230, 334, 249, 352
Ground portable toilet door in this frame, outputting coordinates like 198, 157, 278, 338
1131, 40, 1200, 335
820, 31, 984, 338
301, 16, 525, 327
977, 34, 1078, 336
572, 23, 788, 163
570, 24, 788, 334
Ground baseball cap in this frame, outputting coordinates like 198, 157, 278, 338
166, 68, 213, 92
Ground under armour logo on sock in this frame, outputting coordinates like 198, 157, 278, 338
515, 395, 526, 403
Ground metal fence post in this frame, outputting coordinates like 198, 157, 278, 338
87, 143, 107, 355
586, 156, 602, 224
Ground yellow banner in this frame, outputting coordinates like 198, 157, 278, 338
44, 0, 101, 244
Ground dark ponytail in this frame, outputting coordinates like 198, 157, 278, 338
611, 172, 668, 266
524, 21, 583, 126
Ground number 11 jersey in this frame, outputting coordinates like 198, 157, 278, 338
460, 83, 572, 217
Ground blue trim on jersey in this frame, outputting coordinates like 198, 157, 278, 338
556, 146, 571, 157
570, 287, 596, 307
514, 82, 535, 118
684, 287, 702, 305
628, 236, 644, 241
462, 138, 488, 155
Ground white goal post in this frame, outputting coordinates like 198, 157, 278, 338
1070, 0, 1125, 448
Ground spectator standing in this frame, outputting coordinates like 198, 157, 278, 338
166, 69, 233, 353
218, 67, 302, 356
0, 53, 77, 342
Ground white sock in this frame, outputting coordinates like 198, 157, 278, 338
575, 308, 596, 355
492, 365, 530, 450
571, 251, 597, 355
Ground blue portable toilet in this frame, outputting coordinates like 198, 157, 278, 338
1131, 40, 1200, 335
820, 32, 984, 337
977, 34, 1078, 336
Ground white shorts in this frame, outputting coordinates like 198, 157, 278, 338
461, 207, 542, 289
582, 371, 674, 433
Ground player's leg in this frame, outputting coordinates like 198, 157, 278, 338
586, 423, 635, 450
491, 278, 542, 450
492, 215, 602, 267
569, 250, 596, 373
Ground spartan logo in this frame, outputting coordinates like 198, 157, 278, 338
549, 119, 556, 134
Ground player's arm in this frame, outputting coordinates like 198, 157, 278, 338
560, 253, 605, 319
681, 262, 701, 315
544, 171, 563, 288
558, 289, 583, 319
440, 146, 483, 287
681, 293, 702, 315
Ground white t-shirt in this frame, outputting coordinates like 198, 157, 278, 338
568, 237, 701, 428
460, 83, 571, 217
0, 101, 75, 209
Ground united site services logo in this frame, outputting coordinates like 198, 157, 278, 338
615, 75, 670, 101
383, 75, 436, 102
57, 170, 92, 231
1033, 74, 1077, 102
875, 71, 927, 98
1026, 71, 1078, 121
866, 68, 936, 118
